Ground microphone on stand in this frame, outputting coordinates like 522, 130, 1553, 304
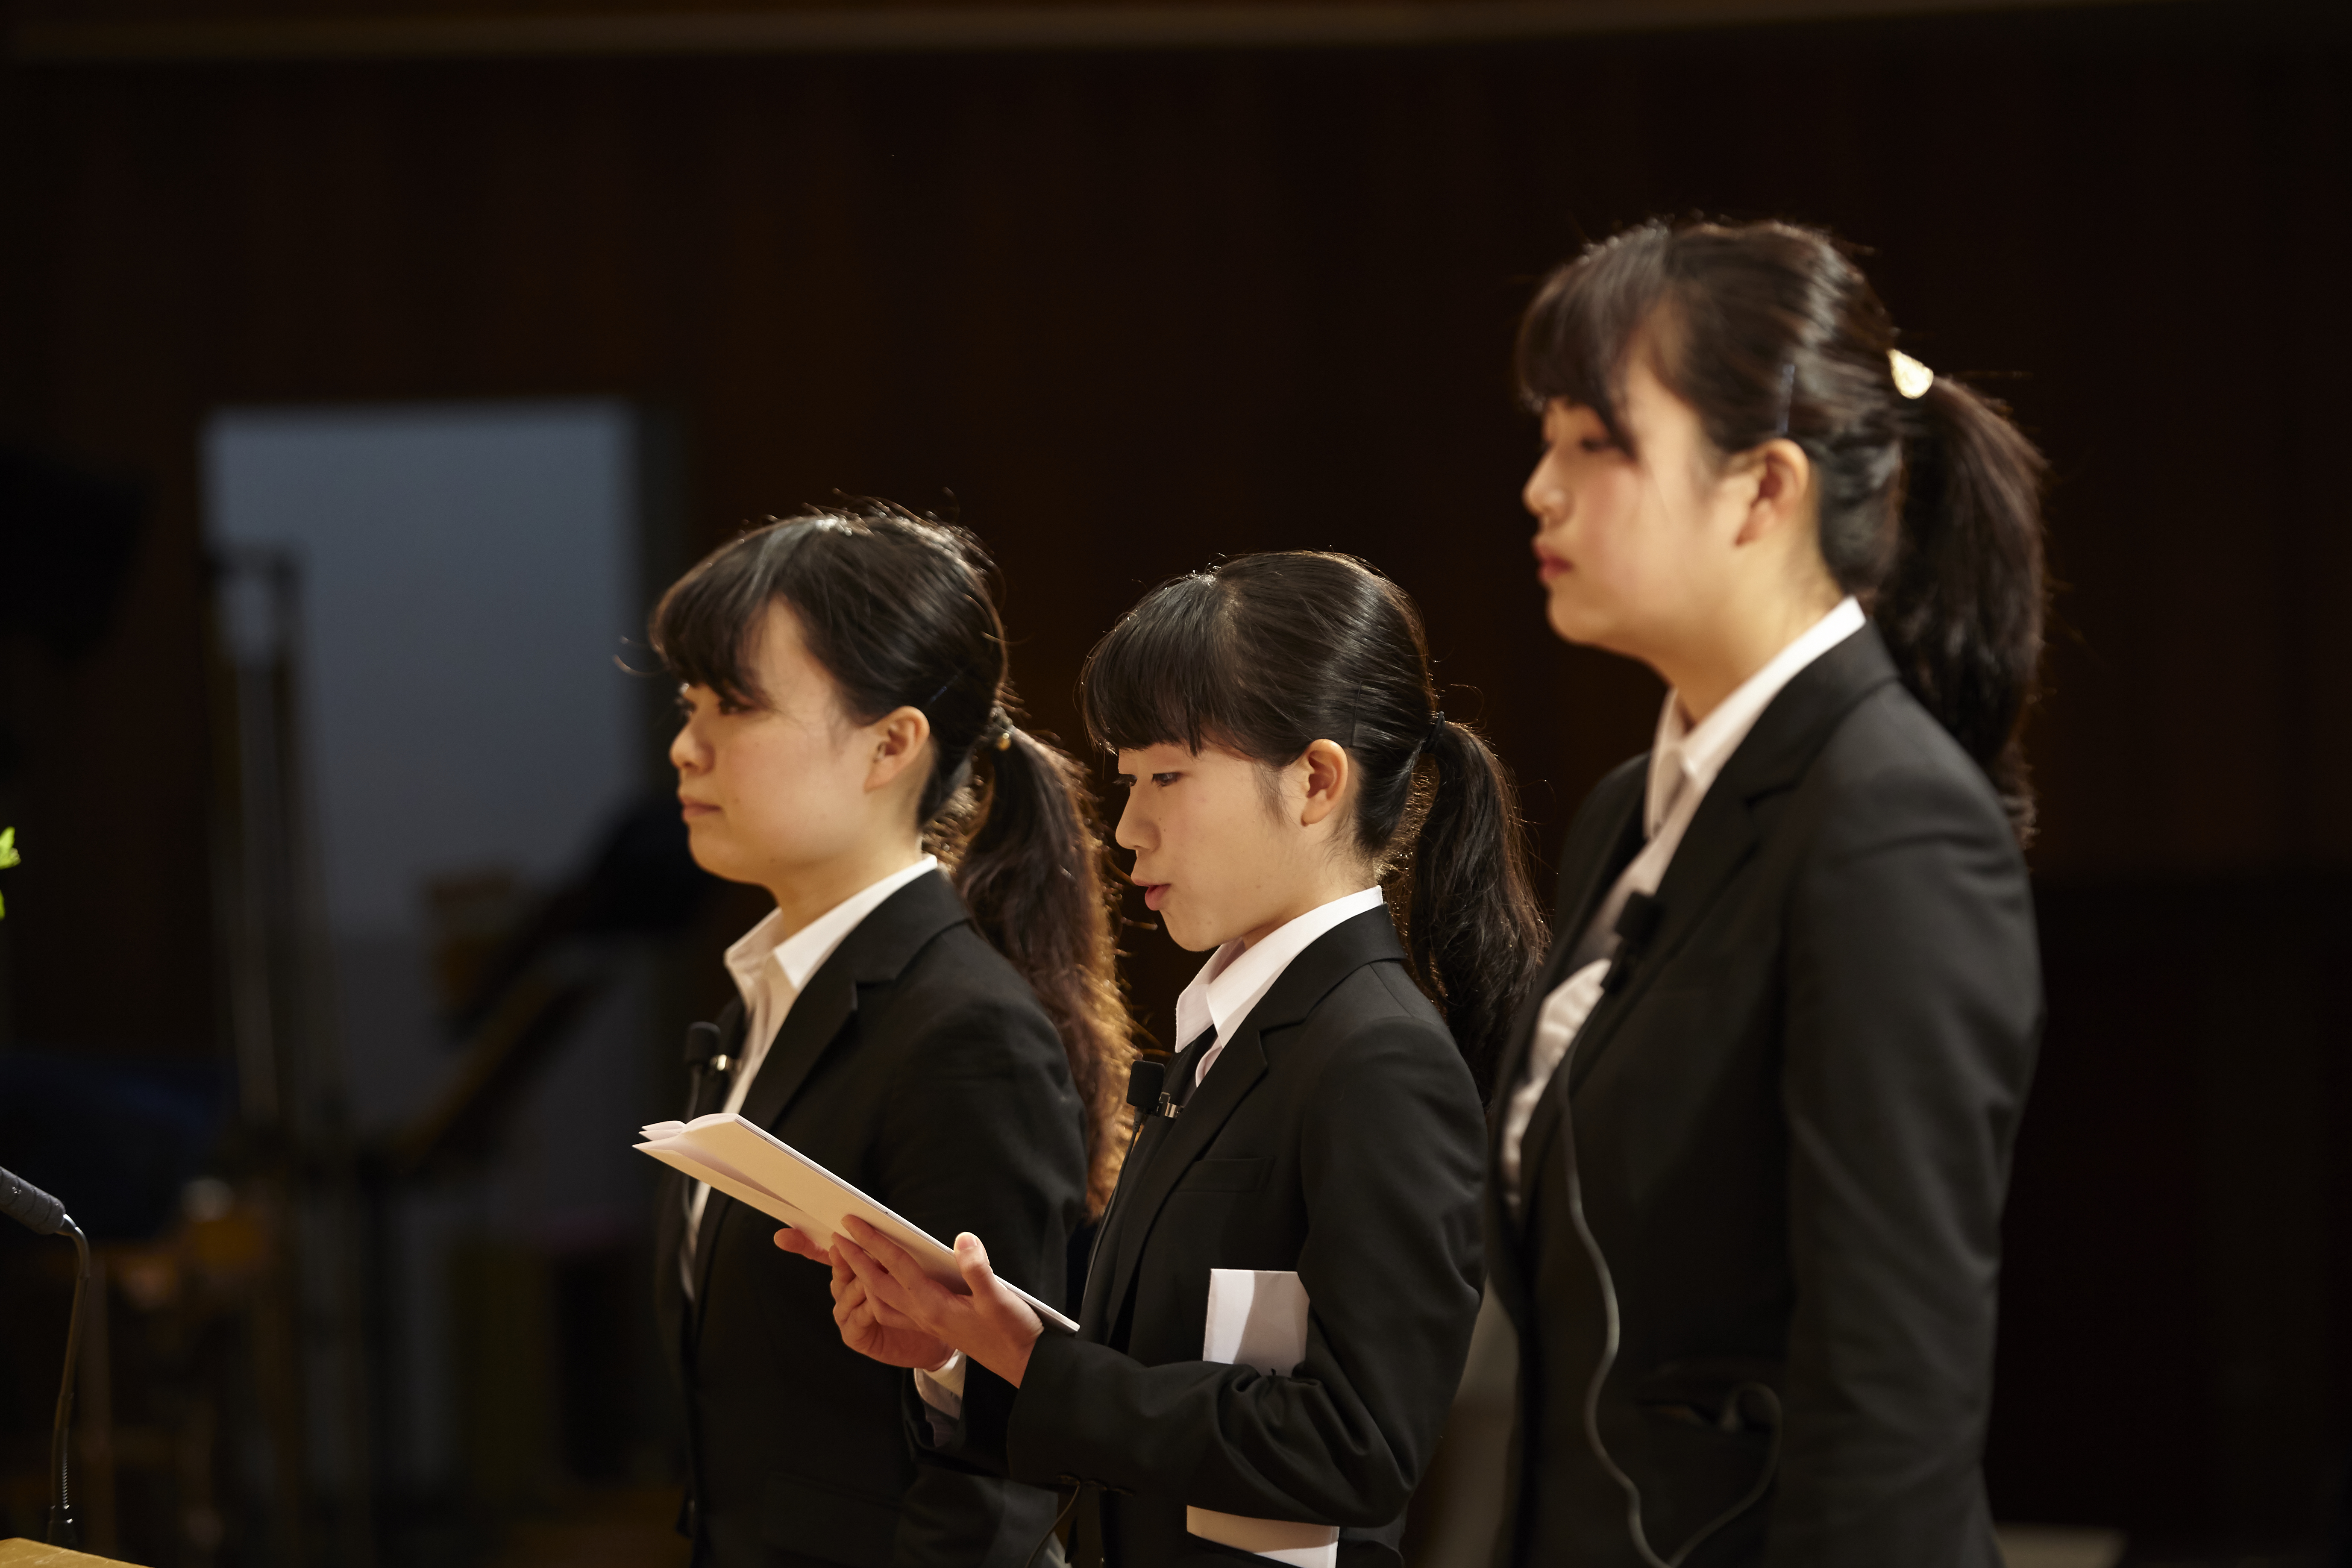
3, 1163, 91, 1549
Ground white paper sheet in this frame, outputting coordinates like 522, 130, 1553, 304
1189, 1268, 1339, 1568
636, 1113, 1079, 1333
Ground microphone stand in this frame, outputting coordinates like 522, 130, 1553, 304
48, 1217, 91, 1548
3, 1163, 93, 1548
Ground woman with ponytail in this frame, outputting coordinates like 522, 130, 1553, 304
1490, 219, 2047, 1567
649, 502, 1129, 1568
791, 551, 1546, 1567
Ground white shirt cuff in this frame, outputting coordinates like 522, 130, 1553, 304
913, 1351, 966, 1416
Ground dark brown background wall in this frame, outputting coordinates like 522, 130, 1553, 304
1, 0, 2346, 1549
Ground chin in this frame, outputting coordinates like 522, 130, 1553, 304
1158, 908, 1222, 955
1545, 588, 1614, 649
683, 828, 748, 885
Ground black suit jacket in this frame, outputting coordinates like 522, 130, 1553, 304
655, 871, 1088, 1568
1486, 626, 2043, 1568
937, 908, 1486, 1568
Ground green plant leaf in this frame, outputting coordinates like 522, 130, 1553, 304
0, 826, 16, 869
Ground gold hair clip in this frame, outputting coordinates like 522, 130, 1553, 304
1889, 349, 1935, 399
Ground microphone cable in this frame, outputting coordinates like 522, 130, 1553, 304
1555, 895, 1782, 1568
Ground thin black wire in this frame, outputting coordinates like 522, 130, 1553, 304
1558, 1025, 1780, 1567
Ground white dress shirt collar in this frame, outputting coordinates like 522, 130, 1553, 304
715, 854, 942, 1124
683, 854, 944, 1299
1644, 596, 1866, 839
724, 854, 942, 1010
1172, 885, 1390, 1066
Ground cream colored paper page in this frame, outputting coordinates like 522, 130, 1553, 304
633, 1113, 1079, 1333
1189, 1268, 1340, 1568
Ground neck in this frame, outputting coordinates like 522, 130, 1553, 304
764, 839, 926, 942
1655, 583, 1841, 724
1233, 866, 1374, 951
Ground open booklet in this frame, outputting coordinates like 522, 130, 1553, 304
635, 1113, 1081, 1334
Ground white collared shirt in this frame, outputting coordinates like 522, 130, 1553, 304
1173, 885, 1391, 1090
1498, 598, 1865, 1208
683, 854, 940, 1290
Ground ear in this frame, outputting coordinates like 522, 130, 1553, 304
1295, 738, 1352, 829
863, 705, 934, 794
1732, 437, 1815, 548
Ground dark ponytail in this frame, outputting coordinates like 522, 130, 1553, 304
649, 501, 1134, 1210
1517, 218, 2049, 841
1081, 552, 1546, 1096
1882, 376, 2048, 836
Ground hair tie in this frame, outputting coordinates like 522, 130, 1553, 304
1889, 348, 1935, 399
1422, 710, 1448, 751
984, 704, 1016, 752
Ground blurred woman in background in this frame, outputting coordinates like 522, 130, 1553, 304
649, 502, 1130, 1568
793, 551, 1547, 1568
1491, 219, 2047, 1567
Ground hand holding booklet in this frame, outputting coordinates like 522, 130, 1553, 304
636, 1113, 1080, 1333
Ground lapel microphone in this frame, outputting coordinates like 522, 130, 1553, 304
683, 1019, 731, 1076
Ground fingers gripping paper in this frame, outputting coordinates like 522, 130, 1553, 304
635, 1113, 1079, 1333
1190, 1268, 1341, 1568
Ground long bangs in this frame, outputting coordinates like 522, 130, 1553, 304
1080, 573, 1246, 756
648, 518, 826, 705
1514, 221, 1676, 449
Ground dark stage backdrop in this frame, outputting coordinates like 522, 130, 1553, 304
1, 0, 2346, 1549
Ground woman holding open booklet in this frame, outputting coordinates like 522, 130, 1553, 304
780, 552, 1546, 1568
649, 502, 1131, 1568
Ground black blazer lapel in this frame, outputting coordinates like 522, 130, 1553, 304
688, 871, 974, 1308
1088, 908, 1407, 1343
1492, 781, 1645, 1105
1488, 766, 1643, 1272
1558, 625, 1901, 1101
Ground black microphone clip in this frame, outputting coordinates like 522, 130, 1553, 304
1124, 1060, 1182, 1119
684, 1020, 733, 1077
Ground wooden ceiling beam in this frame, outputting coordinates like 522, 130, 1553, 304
12, 0, 2180, 65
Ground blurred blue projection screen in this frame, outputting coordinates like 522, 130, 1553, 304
203, 401, 645, 1126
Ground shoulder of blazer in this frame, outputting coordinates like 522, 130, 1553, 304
1243, 905, 1414, 1040
1711, 621, 1904, 811
1805, 674, 2018, 841
827, 869, 981, 989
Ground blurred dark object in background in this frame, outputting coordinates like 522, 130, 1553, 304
0, 447, 144, 664
0, 1053, 228, 1242
442, 796, 719, 1041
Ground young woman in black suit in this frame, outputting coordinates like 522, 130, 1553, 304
781, 552, 1548, 1568
1489, 221, 2048, 1566
648, 503, 1131, 1568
